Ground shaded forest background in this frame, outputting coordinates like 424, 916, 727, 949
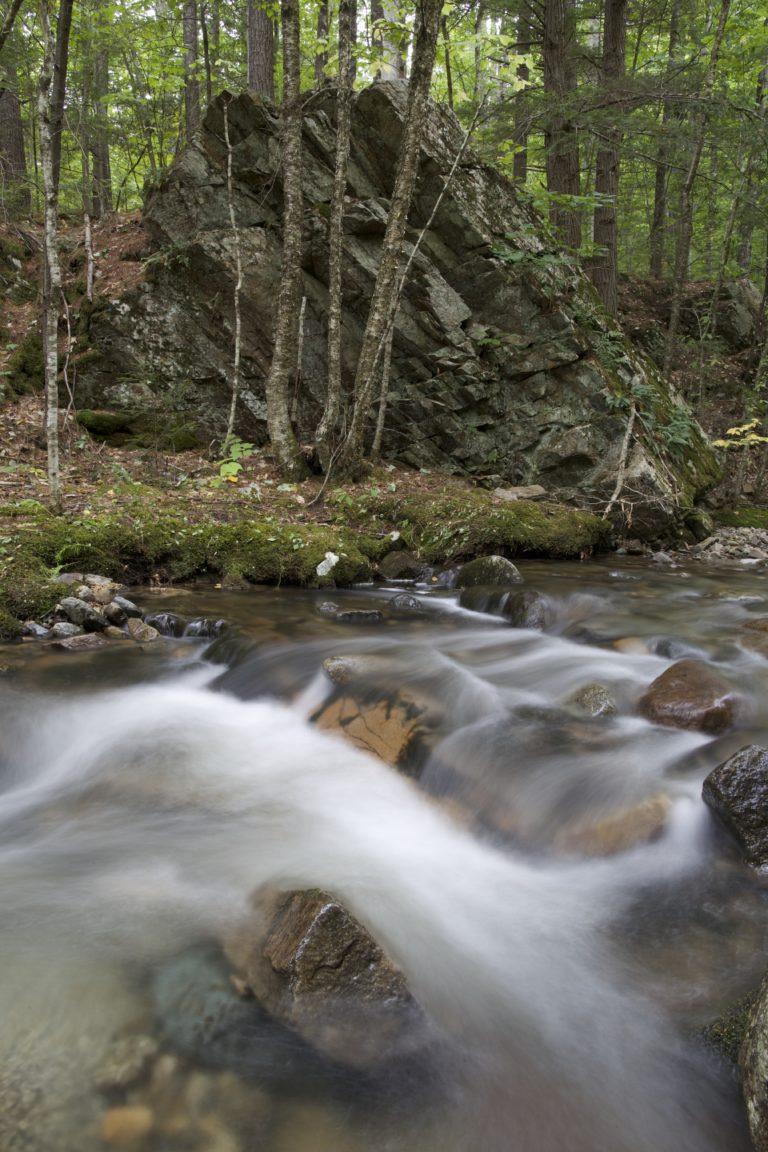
2, 0, 768, 498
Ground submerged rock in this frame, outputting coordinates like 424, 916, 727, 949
553, 793, 671, 857
565, 682, 618, 718
637, 659, 744, 734
312, 691, 431, 772
143, 613, 188, 637
702, 745, 768, 866
225, 890, 423, 1071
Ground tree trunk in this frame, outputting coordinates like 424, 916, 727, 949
90, 39, 112, 216
247, 0, 275, 99
263, 0, 308, 479
183, 0, 200, 142
50, 0, 74, 195
588, 0, 627, 314
512, 6, 530, 184
339, 0, 443, 473
648, 0, 681, 278
0, 0, 24, 58
441, 16, 453, 110
38, 0, 65, 511
737, 59, 768, 273
543, 0, 580, 250
663, 0, 731, 375
0, 64, 30, 214
315, 0, 329, 86
372, 0, 406, 81
222, 97, 243, 443
316, 0, 353, 469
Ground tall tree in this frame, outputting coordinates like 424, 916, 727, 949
263, 0, 309, 479
39, 0, 69, 510
588, 0, 627, 313
543, 0, 580, 249
183, 0, 200, 141
339, 0, 443, 473
648, 0, 681, 278
50, 0, 74, 194
247, 0, 275, 98
0, 63, 29, 214
316, 0, 353, 468
663, 0, 731, 373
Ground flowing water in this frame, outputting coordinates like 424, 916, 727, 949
3, 557, 768, 1151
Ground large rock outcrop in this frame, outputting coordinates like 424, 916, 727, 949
77, 83, 718, 536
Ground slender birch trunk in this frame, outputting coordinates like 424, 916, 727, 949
263, 0, 309, 479
38, 0, 63, 511
223, 97, 243, 444
315, 0, 353, 470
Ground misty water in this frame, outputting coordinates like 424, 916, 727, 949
3, 556, 768, 1151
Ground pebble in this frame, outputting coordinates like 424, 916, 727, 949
100, 1105, 155, 1145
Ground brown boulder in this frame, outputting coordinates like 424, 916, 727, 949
637, 659, 744, 734
225, 890, 422, 1070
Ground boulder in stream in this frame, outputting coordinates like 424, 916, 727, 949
702, 745, 768, 866
740, 973, 768, 1151
637, 659, 745, 734
455, 555, 523, 589
224, 889, 424, 1071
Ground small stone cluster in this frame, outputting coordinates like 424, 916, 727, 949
19, 572, 225, 651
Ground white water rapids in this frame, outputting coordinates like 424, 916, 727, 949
1, 562, 766, 1151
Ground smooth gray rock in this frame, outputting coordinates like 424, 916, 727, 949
111, 595, 142, 619
56, 597, 107, 631
49, 621, 84, 639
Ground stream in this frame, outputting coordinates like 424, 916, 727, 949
3, 556, 768, 1151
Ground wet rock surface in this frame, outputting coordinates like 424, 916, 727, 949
225, 889, 424, 1071
637, 659, 745, 734
703, 745, 768, 866
740, 974, 768, 1151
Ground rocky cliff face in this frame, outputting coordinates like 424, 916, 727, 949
77, 82, 718, 536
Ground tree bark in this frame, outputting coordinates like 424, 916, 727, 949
588, 0, 626, 314
339, 0, 443, 473
38, 0, 64, 511
513, 6, 530, 184
222, 97, 243, 443
0, 64, 29, 214
0, 0, 24, 59
663, 0, 731, 375
316, 0, 353, 469
315, 0, 329, 86
372, 0, 406, 81
183, 0, 200, 142
648, 0, 681, 278
247, 0, 275, 99
50, 0, 74, 195
90, 37, 112, 216
263, 0, 309, 479
543, 0, 580, 250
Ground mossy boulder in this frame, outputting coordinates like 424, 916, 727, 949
4, 330, 44, 398
77, 409, 199, 451
363, 488, 611, 563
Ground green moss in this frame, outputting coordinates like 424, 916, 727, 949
77, 409, 200, 451
0, 235, 25, 263
0, 609, 23, 640
701, 991, 757, 1065
0, 553, 61, 623
354, 490, 611, 563
77, 409, 134, 436
5, 330, 44, 397
714, 508, 768, 530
